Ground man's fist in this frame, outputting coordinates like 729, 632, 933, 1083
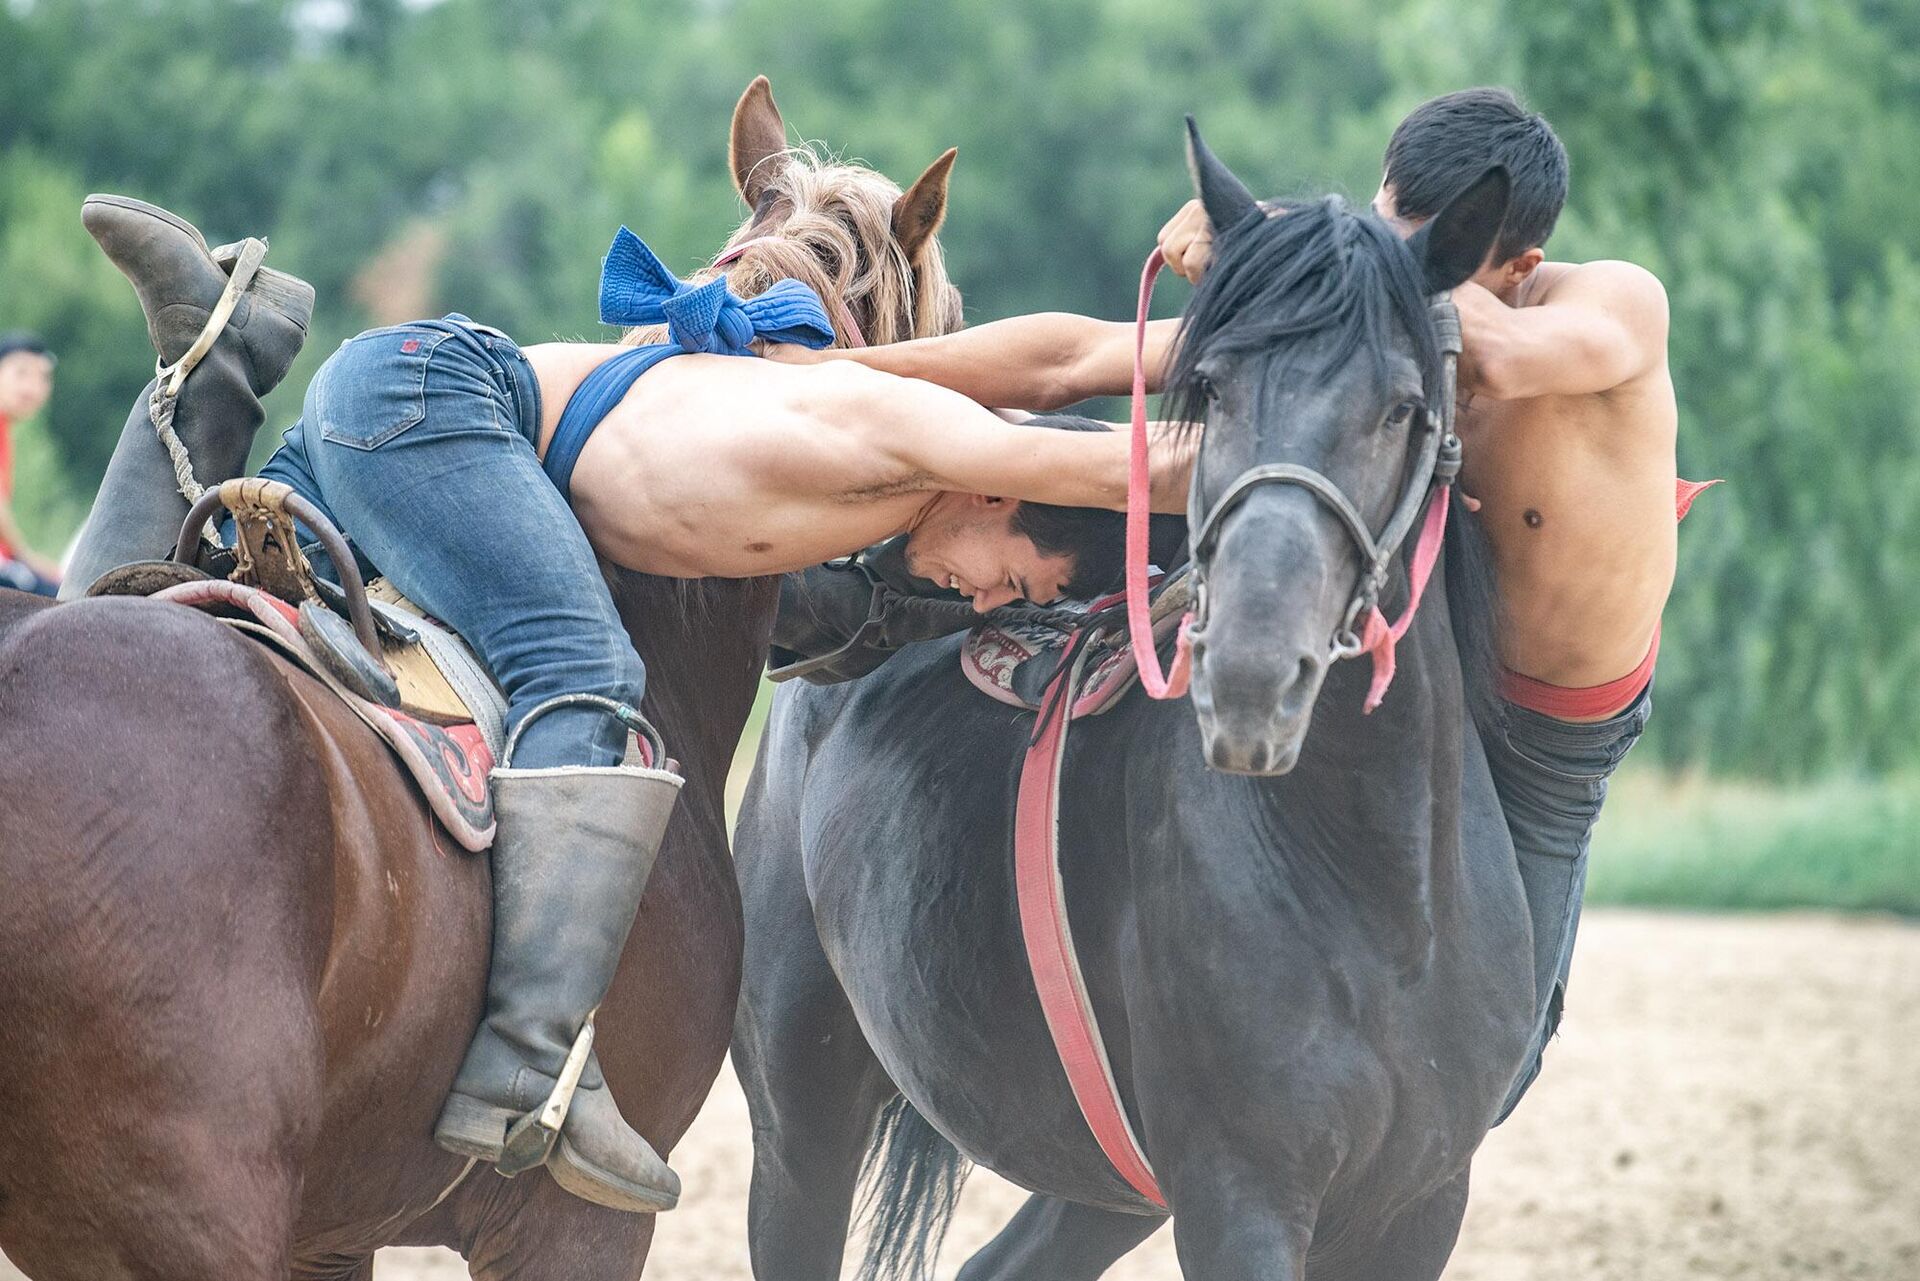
1157, 199, 1214, 285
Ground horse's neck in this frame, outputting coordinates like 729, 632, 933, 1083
1270, 595, 1465, 973
606, 568, 778, 813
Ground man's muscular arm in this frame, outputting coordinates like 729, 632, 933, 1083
1455, 260, 1669, 401
833, 365, 1193, 512
770, 312, 1180, 410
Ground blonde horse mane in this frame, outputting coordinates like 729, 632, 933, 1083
623, 145, 963, 350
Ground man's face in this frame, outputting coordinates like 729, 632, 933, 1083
903, 493, 1077, 613
0, 351, 54, 422
1373, 181, 1540, 295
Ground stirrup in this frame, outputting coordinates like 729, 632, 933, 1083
151, 239, 269, 515
497, 1013, 598, 1177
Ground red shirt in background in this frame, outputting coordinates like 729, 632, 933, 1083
0, 410, 13, 559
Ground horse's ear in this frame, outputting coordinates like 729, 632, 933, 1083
731, 75, 790, 207
1185, 116, 1258, 235
893, 148, 957, 261
1406, 165, 1512, 294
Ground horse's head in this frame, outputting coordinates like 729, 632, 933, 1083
713, 75, 963, 344
1171, 121, 1509, 774
608, 77, 965, 763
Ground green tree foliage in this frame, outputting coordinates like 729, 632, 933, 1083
0, 0, 1910, 776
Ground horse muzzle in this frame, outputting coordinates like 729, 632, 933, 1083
1188, 633, 1327, 775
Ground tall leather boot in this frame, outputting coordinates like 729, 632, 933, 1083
61, 196, 314, 597
434, 753, 686, 1213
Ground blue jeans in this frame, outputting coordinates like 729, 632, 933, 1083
1487, 683, 1652, 1121
257, 317, 644, 770
0, 557, 59, 597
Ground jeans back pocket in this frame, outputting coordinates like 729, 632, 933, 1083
315, 325, 453, 451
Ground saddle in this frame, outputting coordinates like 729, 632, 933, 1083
88, 479, 506, 850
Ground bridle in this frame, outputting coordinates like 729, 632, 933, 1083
714, 234, 869, 349
1124, 248, 1463, 714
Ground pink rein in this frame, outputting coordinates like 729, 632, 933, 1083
714, 236, 868, 349
1122, 248, 1451, 714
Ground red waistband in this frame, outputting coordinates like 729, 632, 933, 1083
1501, 623, 1658, 720
1498, 478, 1718, 721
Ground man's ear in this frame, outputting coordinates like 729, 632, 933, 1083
730, 75, 790, 207
1497, 247, 1545, 290
1406, 165, 1512, 293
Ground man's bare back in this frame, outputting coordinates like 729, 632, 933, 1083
520, 342, 1192, 600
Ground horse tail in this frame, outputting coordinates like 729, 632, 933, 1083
853, 1096, 973, 1281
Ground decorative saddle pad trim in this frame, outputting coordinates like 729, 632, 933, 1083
364, 579, 508, 759
153, 580, 495, 851
962, 578, 1189, 721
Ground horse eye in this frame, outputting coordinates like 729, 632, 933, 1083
1194, 372, 1220, 403
1386, 400, 1419, 427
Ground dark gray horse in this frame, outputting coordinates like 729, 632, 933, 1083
733, 126, 1534, 1281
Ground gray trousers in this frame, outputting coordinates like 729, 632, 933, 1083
1488, 682, 1653, 1121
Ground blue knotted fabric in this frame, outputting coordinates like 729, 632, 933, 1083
597, 226, 838, 353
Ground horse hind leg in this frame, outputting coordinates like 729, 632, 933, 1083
0, 1113, 303, 1275
0, 602, 330, 1280
956, 1195, 1166, 1281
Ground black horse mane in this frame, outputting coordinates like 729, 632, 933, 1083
1165, 194, 1444, 432
1167, 193, 1504, 728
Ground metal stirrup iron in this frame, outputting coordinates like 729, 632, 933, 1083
495, 1011, 598, 1176
150, 237, 269, 531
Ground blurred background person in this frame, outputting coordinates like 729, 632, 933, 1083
0, 334, 60, 597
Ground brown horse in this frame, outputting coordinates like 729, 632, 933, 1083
0, 78, 959, 1281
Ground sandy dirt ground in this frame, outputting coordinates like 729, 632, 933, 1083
5, 910, 1916, 1280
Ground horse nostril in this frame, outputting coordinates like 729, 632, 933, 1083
1276, 656, 1317, 719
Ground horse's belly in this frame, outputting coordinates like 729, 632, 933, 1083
802, 669, 1150, 1206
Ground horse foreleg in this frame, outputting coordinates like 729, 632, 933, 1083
1157, 1138, 1326, 1281
1305, 1170, 1470, 1281
955, 1195, 1166, 1281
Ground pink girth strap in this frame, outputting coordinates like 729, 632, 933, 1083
1125, 249, 1194, 699
1016, 660, 1169, 1209
714, 236, 868, 349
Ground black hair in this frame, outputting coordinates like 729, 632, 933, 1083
0, 333, 53, 366
1383, 87, 1566, 262
1008, 414, 1186, 602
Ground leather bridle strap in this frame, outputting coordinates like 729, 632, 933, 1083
1190, 462, 1397, 583
1122, 239, 1463, 714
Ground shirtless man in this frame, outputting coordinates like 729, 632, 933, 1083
67, 199, 1193, 1215
780, 89, 1687, 1119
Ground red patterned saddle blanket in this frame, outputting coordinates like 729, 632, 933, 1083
155, 579, 496, 850
961, 577, 1188, 721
